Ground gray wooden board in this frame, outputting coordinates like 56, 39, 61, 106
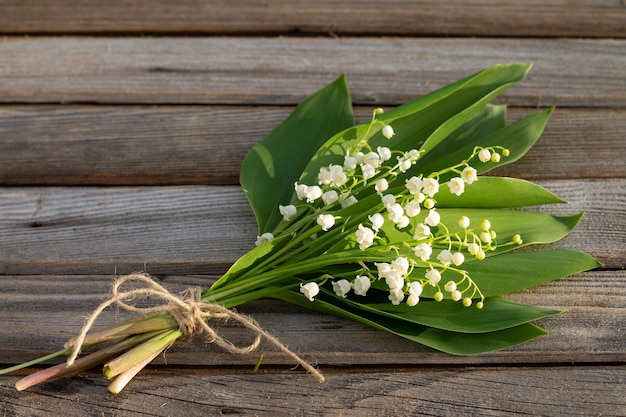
0, 37, 624, 106
1, 366, 624, 417
0, 1, 623, 411
0, 106, 624, 185
0, 0, 624, 37
0, 270, 624, 367
0, 181, 622, 274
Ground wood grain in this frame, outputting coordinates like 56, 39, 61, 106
1, 366, 625, 417
0, 270, 623, 367
1, 106, 624, 186
0, 181, 622, 275
0, 0, 623, 411
0, 0, 624, 38
0, 37, 624, 106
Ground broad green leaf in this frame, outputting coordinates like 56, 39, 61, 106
435, 177, 565, 208
273, 288, 547, 354
359, 104, 506, 202
297, 64, 531, 186
334, 209, 583, 256
435, 209, 582, 251
411, 107, 553, 181
412, 65, 531, 155
410, 249, 600, 299
337, 294, 560, 333
396, 322, 547, 355
381, 65, 526, 122
430, 103, 507, 153
452, 249, 601, 297
240, 75, 354, 233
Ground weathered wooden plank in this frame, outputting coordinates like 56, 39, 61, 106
1, 366, 624, 417
0, 0, 624, 38
0, 181, 622, 275
0, 106, 624, 185
0, 270, 623, 366
0, 37, 624, 106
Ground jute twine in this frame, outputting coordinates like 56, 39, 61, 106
66, 273, 324, 382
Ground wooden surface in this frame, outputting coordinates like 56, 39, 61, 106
0, 0, 624, 37
0, 1, 624, 416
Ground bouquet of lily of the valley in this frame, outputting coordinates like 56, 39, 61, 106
1, 63, 600, 393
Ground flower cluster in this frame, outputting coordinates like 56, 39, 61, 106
256, 110, 524, 309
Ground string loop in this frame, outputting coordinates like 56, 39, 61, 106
66, 273, 324, 382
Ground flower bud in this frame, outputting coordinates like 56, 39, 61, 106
382, 125, 395, 139
478, 149, 491, 163
444, 281, 457, 293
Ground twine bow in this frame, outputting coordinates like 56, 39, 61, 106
66, 273, 324, 382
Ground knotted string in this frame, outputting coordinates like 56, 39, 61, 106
66, 273, 324, 382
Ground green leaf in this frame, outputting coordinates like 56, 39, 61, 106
342, 210, 584, 257
435, 210, 582, 250
240, 75, 354, 233
435, 177, 565, 208
297, 63, 531, 186
457, 250, 601, 297
412, 64, 531, 155
412, 107, 553, 181
396, 322, 547, 355
339, 294, 559, 333
273, 289, 547, 354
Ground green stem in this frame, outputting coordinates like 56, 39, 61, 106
206, 250, 394, 305
0, 349, 69, 376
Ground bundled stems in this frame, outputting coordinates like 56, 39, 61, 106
4, 271, 326, 392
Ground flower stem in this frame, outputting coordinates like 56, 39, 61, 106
0, 349, 69, 377
13, 331, 163, 391
103, 329, 182, 380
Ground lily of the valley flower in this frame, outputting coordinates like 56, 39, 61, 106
368, 213, 384, 231
388, 288, 404, 305
447, 177, 465, 196
279, 204, 297, 221
352, 275, 371, 296
375, 179, 389, 194
382, 124, 395, 139
422, 178, 440, 197
413, 243, 433, 261
406, 282, 423, 307
300, 282, 320, 301
317, 214, 335, 231
332, 280, 351, 298
426, 269, 442, 285
413, 223, 430, 240
478, 148, 491, 162
322, 190, 339, 205
255, 232, 275, 246
461, 166, 478, 184
425, 209, 441, 227
458, 216, 471, 229
356, 224, 375, 250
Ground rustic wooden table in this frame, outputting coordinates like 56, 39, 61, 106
0, 1, 624, 416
